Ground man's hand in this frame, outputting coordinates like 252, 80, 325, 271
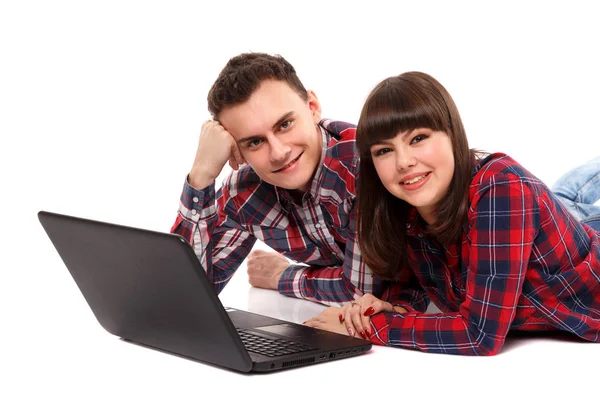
303, 307, 349, 336
188, 120, 245, 190
246, 250, 290, 290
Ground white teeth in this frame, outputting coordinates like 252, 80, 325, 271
277, 154, 300, 171
403, 174, 427, 185
282, 158, 296, 169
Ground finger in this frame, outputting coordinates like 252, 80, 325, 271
364, 300, 394, 316
250, 249, 267, 257
350, 306, 366, 339
248, 276, 267, 288
338, 304, 351, 323
229, 157, 239, 171
338, 304, 348, 323
362, 314, 371, 336
357, 294, 375, 305
304, 318, 322, 326
231, 143, 245, 166
343, 306, 358, 337
247, 262, 263, 273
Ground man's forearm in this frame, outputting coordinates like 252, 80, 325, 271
277, 264, 369, 306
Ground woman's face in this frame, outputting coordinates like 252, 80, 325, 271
369, 128, 455, 225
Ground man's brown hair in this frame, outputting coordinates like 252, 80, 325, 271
207, 52, 308, 118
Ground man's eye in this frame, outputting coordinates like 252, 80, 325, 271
248, 139, 263, 148
280, 120, 292, 130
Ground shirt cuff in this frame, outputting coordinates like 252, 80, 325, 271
277, 263, 309, 298
178, 176, 216, 220
368, 312, 392, 345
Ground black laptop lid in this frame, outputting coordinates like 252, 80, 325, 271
38, 211, 253, 372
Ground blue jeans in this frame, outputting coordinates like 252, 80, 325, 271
552, 156, 600, 232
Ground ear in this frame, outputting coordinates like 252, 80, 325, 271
306, 90, 322, 124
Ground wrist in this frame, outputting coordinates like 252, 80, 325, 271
392, 305, 407, 313
188, 166, 217, 190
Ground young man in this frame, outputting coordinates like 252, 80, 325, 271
170, 53, 410, 307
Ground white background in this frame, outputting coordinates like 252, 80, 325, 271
2, 1, 599, 399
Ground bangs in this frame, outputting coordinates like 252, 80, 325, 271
356, 76, 449, 156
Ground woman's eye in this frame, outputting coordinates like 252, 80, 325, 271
373, 148, 392, 157
280, 120, 292, 130
411, 134, 427, 144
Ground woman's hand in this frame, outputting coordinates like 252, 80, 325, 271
340, 294, 406, 339
303, 296, 407, 339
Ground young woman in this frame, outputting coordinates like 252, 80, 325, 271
304, 72, 600, 355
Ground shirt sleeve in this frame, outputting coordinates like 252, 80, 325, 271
170, 177, 256, 293
369, 174, 539, 355
379, 265, 430, 313
277, 199, 384, 307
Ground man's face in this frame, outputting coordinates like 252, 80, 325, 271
218, 80, 323, 191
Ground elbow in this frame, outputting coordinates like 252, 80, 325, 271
469, 335, 504, 356
473, 344, 500, 356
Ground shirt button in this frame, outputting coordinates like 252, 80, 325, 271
193, 196, 199, 203
315, 223, 321, 229
191, 209, 197, 215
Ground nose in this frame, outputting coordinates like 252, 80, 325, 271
268, 135, 291, 163
395, 150, 416, 170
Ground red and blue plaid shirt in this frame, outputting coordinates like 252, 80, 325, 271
171, 119, 386, 306
370, 153, 600, 355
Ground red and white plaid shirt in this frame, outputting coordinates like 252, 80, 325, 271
171, 119, 391, 306
369, 153, 600, 355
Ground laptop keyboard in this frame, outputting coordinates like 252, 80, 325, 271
237, 329, 317, 358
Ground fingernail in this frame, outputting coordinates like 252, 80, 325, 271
338, 314, 344, 323
348, 328, 354, 336
360, 331, 366, 339
364, 307, 375, 316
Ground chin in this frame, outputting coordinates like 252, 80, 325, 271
281, 180, 309, 191
272, 172, 311, 190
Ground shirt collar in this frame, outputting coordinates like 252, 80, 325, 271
406, 207, 426, 236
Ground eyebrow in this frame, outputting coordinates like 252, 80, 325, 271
237, 111, 295, 146
272, 111, 294, 131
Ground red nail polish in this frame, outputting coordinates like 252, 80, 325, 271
360, 331, 366, 339
364, 307, 375, 316
339, 314, 343, 323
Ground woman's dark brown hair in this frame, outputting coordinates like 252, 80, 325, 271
356, 72, 479, 279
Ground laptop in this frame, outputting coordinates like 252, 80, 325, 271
38, 210, 372, 373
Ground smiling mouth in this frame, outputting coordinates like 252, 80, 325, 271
401, 172, 431, 185
273, 152, 303, 173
